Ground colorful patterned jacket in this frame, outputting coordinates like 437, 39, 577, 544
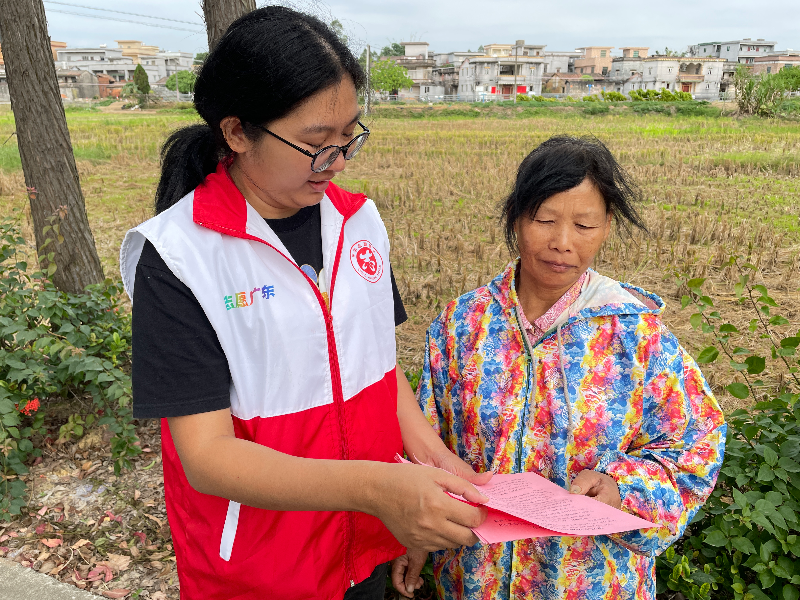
418, 261, 726, 600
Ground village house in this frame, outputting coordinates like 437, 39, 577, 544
693, 38, 777, 65
384, 42, 436, 100
457, 40, 547, 101
543, 50, 582, 74
542, 72, 604, 97
430, 50, 483, 97
751, 50, 800, 75
607, 47, 650, 91
617, 56, 725, 100
574, 46, 614, 76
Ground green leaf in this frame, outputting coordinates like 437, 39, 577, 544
681, 295, 692, 310
704, 529, 728, 547
746, 355, 767, 374
728, 383, 750, 399
779, 457, 800, 473
784, 584, 800, 600
720, 323, 740, 333
765, 490, 784, 506
761, 569, 777, 589
732, 536, 757, 554
690, 313, 704, 329
763, 446, 780, 467
782, 337, 800, 349
770, 315, 791, 326
757, 463, 776, 481
697, 347, 720, 364
687, 277, 706, 290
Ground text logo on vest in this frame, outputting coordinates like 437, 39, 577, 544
224, 285, 276, 310
350, 240, 383, 283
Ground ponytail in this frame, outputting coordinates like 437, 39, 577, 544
153, 6, 365, 214
155, 125, 220, 214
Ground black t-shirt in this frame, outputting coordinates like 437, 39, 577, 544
131, 204, 407, 419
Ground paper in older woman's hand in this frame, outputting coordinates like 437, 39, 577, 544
471, 472, 658, 544
394, 455, 657, 545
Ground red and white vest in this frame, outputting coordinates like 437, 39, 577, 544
120, 164, 405, 600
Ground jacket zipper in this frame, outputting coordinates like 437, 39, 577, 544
513, 306, 535, 475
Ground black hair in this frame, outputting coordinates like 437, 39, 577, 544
501, 135, 647, 253
155, 6, 365, 214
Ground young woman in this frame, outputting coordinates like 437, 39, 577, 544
409, 136, 726, 599
120, 8, 490, 600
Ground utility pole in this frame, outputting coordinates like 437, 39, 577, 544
0, 0, 105, 293
513, 40, 521, 103
365, 44, 371, 115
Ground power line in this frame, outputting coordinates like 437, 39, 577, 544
45, 9, 204, 33
43, 0, 203, 26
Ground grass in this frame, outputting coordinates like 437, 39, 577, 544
0, 104, 798, 409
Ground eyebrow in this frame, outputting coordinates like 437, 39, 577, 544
300, 112, 362, 135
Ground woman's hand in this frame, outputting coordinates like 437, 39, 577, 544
418, 448, 494, 487
391, 548, 429, 598
364, 462, 489, 552
570, 470, 622, 509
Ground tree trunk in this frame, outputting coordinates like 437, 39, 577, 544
202, 0, 256, 52
0, 0, 104, 293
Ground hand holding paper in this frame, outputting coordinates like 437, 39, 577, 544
395, 455, 658, 545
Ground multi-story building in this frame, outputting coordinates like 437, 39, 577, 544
751, 50, 800, 75
607, 48, 649, 91
384, 42, 436, 100
457, 40, 547, 100
55, 47, 139, 82
618, 56, 724, 100
574, 47, 614, 76
693, 38, 777, 65
543, 50, 582, 74
431, 51, 483, 97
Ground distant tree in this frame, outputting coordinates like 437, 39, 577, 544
0, 0, 104, 292
194, 51, 209, 66
477, 45, 484, 53
202, 0, 255, 51
380, 42, 405, 57
133, 64, 151, 94
654, 47, 687, 57
371, 59, 414, 95
358, 47, 378, 72
330, 19, 348, 45
166, 70, 197, 94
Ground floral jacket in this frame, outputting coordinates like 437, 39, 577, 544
418, 262, 726, 600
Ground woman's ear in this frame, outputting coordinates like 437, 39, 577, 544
220, 116, 250, 154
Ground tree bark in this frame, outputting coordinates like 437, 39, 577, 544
202, 0, 256, 52
0, 0, 104, 293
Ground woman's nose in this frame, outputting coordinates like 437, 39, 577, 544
327, 149, 348, 174
549, 224, 572, 251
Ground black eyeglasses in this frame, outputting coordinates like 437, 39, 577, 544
251, 121, 370, 173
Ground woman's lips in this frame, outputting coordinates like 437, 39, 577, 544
308, 180, 330, 193
541, 260, 573, 273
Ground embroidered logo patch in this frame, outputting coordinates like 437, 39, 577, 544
350, 240, 383, 283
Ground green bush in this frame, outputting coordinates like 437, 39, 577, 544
656, 260, 800, 600
0, 214, 139, 519
582, 95, 600, 102
165, 70, 197, 94
516, 94, 531, 102
601, 91, 627, 102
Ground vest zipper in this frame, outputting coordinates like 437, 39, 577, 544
326, 220, 357, 588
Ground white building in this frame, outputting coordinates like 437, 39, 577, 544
612, 56, 725, 100
458, 40, 547, 101
430, 51, 483, 97
385, 42, 436, 100
693, 38, 777, 65
55, 43, 194, 84
543, 50, 582, 74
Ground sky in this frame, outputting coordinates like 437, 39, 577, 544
43, 0, 799, 58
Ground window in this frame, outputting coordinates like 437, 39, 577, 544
668, 68, 673, 73
706, 84, 710, 89
703, 48, 707, 53
727, 46, 730, 51
591, 66, 595, 73
633, 50, 639, 57
600, 50, 607, 57
767, 66, 772, 73
602, 66, 608, 75
708, 68, 712, 74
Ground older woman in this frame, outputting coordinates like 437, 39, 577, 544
414, 136, 726, 599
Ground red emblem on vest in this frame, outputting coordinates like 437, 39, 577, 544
350, 240, 383, 283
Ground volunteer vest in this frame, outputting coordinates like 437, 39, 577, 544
120, 164, 404, 600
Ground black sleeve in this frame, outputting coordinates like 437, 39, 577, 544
390, 267, 407, 327
131, 240, 232, 419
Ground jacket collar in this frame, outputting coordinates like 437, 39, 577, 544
489, 259, 664, 332
192, 162, 367, 239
